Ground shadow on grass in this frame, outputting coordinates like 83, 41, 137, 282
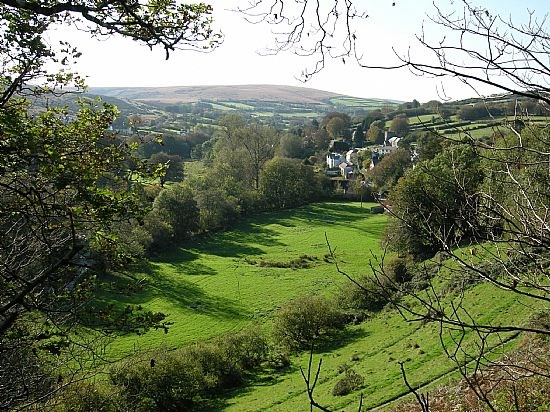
249, 202, 376, 229
150, 249, 218, 276
195, 365, 301, 412
194, 224, 285, 258
98, 260, 248, 322
314, 326, 371, 354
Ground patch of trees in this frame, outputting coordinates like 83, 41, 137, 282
322, 112, 352, 139
115, 115, 331, 259
0, 0, 223, 408
386, 144, 483, 259
389, 114, 411, 136
39, 289, 368, 410
367, 148, 412, 193
457, 103, 506, 120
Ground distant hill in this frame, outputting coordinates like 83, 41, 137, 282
88, 84, 401, 107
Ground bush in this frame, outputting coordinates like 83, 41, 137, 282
383, 255, 412, 284
338, 275, 392, 312
214, 327, 269, 371
273, 295, 346, 350
110, 349, 206, 411
49, 381, 123, 412
109, 328, 271, 410
332, 369, 364, 396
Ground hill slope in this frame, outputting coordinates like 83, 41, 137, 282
89, 84, 347, 104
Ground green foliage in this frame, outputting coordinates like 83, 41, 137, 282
49, 381, 123, 412
259, 157, 320, 209
416, 132, 444, 161
110, 328, 269, 411
148, 151, 184, 184
332, 369, 364, 396
367, 120, 385, 144
367, 148, 411, 192
352, 124, 365, 147
150, 183, 199, 243
389, 114, 410, 136
322, 112, 351, 140
338, 274, 391, 312
361, 109, 385, 130
479, 125, 550, 244
273, 295, 346, 350
215, 116, 279, 190
458, 103, 505, 120
278, 133, 305, 158
387, 144, 483, 258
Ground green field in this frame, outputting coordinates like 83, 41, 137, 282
97, 201, 540, 410
101, 202, 387, 356
330, 97, 401, 109
222, 275, 532, 411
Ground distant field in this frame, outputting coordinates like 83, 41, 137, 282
209, 102, 236, 111
408, 113, 440, 124
331, 96, 401, 109
219, 101, 256, 110
100, 202, 387, 356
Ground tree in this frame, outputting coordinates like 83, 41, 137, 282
150, 183, 199, 243
361, 109, 384, 130
279, 133, 305, 158
386, 144, 483, 258
367, 148, 411, 193
215, 117, 278, 190
148, 151, 184, 184
366, 120, 385, 145
0, 1, 221, 408
416, 132, 444, 161
259, 157, 319, 209
322, 112, 351, 140
0, 100, 158, 409
389, 114, 410, 136
352, 124, 365, 147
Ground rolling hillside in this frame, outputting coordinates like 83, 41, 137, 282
88, 84, 344, 104
88, 84, 402, 115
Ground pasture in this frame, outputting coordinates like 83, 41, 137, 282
100, 202, 387, 356
96, 201, 539, 410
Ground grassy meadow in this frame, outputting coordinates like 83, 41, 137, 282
221, 276, 533, 411
100, 202, 387, 356
94, 200, 541, 410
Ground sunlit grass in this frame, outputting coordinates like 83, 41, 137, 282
100, 202, 387, 356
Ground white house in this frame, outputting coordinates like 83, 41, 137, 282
388, 136, 401, 147
339, 162, 354, 179
377, 145, 399, 156
326, 152, 343, 168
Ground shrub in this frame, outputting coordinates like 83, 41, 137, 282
332, 369, 364, 396
273, 295, 346, 350
338, 275, 391, 312
383, 256, 412, 284
49, 381, 123, 412
109, 328, 271, 410
110, 349, 206, 411
214, 327, 269, 371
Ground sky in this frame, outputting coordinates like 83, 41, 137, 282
47, 0, 549, 102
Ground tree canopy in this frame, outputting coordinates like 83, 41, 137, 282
0, 1, 222, 408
